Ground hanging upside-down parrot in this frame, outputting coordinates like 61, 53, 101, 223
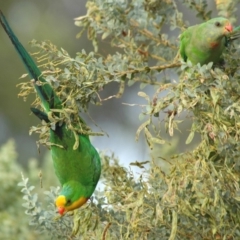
0, 10, 101, 215
180, 17, 234, 65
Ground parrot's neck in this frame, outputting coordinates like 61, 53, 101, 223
65, 197, 88, 212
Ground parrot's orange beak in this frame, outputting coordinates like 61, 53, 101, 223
58, 206, 65, 215
225, 23, 233, 32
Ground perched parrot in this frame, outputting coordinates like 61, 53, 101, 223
180, 17, 233, 65
0, 10, 101, 215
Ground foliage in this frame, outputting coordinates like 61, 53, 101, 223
215, 0, 238, 23
0, 140, 51, 240
4, 0, 240, 239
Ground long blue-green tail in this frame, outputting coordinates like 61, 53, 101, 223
0, 10, 62, 114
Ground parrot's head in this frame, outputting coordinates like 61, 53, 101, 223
55, 181, 89, 215
211, 17, 232, 33
207, 18, 233, 43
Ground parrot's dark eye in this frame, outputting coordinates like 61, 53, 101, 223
215, 22, 221, 27
66, 199, 71, 206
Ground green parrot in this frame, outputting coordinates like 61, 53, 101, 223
180, 17, 233, 65
0, 10, 101, 215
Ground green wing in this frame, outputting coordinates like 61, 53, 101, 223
180, 27, 193, 62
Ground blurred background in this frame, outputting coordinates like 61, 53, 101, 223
0, 0, 233, 170
2, 1, 240, 239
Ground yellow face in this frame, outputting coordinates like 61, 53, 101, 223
55, 195, 88, 215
